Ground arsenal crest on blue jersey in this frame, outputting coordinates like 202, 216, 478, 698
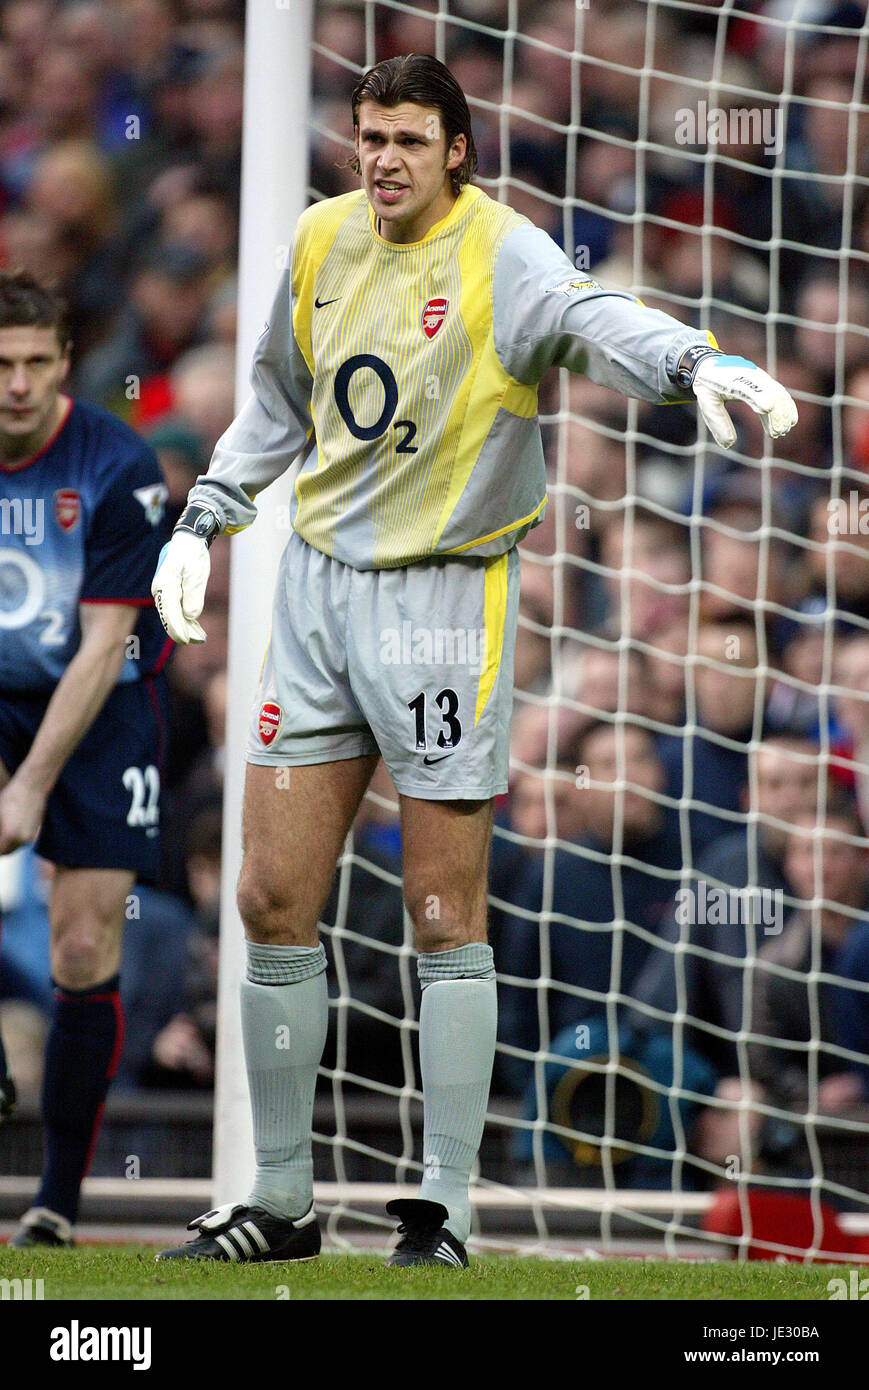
54, 488, 80, 532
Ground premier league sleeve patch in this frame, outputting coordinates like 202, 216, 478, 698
133, 484, 169, 528
549, 278, 601, 296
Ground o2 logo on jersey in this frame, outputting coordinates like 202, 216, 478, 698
54, 489, 80, 532
0, 549, 44, 628
0, 549, 66, 645
333, 355, 418, 455
421, 297, 448, 340
258, 701, 283, 747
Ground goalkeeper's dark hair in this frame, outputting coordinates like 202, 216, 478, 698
0, 271, 70, 350
350, 54, 478, 195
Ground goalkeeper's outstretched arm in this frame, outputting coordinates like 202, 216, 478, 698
492, 222, 797, 448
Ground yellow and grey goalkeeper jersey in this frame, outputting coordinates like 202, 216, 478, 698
192, 185, 708, 569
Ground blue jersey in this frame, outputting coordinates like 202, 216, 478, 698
0, 397, 171, 693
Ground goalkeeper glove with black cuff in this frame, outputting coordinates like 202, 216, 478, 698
671, 346, 798, 450
151, 502, 221, 645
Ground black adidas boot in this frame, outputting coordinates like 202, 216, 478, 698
156, 1202, 321, 1262
385, 1198, 469, 1268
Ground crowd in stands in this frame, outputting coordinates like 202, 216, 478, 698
1, 0, 869, 1193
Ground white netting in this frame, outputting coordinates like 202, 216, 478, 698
308, 0, 869, 1259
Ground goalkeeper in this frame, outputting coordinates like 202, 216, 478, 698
152, 53, 797, 1268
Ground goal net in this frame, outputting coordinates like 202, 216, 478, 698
302, 0, 869, 1259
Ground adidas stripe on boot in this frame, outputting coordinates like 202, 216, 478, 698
156, 1202, 321, 1263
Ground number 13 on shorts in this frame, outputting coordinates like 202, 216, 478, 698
407, 688, 462, 753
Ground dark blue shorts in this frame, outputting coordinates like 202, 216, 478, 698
0, 675, 169, 877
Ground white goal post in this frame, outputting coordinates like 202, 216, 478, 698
213, 0, 315, 1204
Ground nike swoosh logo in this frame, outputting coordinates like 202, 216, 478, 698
423, 753, 454, 765
314, 295, 341, 308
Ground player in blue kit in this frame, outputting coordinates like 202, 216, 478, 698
0, 272, 171, 1247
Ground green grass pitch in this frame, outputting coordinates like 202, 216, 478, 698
0, 1246, 851, 1300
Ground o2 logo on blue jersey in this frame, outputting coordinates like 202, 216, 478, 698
334, 354, 418, 453
0, 549, 46, 628
0, 549, 66, 645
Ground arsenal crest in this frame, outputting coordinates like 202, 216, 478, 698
54, 488, 80, 532
421, 297, 448, 340
258, 701, 283, 747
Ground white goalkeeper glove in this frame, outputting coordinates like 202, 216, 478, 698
676, 349, 798, 450
151, 503, 220, 644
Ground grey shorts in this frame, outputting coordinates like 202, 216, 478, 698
247, 529, 520, 799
